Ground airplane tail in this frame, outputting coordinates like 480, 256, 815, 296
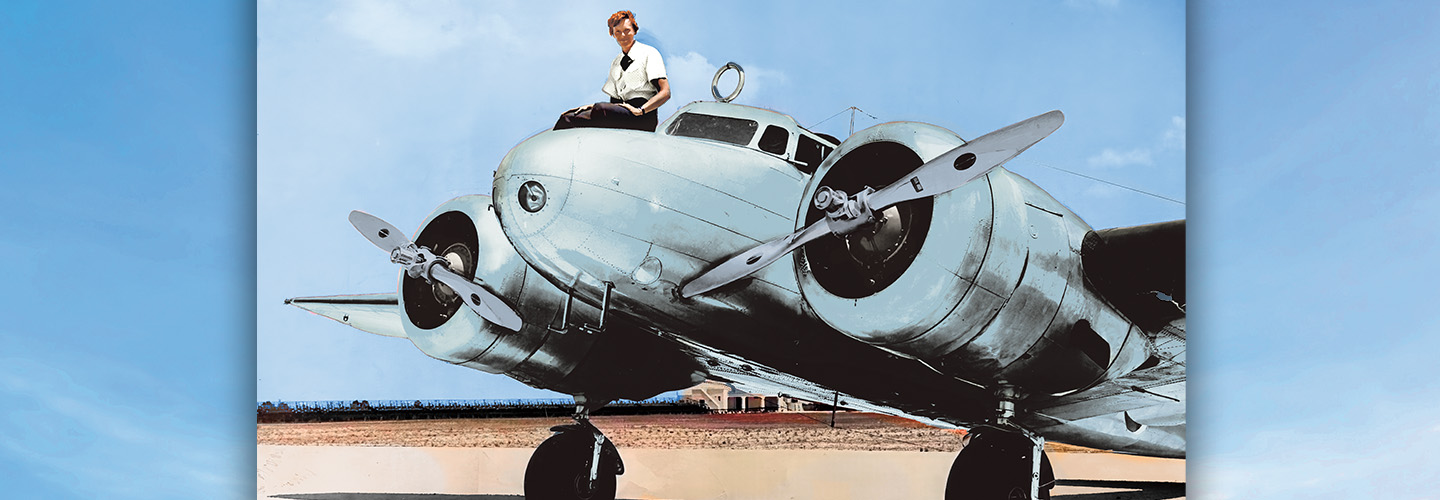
285, 293, 407, 338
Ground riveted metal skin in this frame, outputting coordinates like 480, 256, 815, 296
493, 105, 997, 428
399, 195, 702, 402
488, 102, 1179, 457
493, 106, 812, 341
797, 123, 978, 345
794, 124, 1149, 395
291, 98, 1187, 467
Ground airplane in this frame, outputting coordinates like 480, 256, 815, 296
287, 64, 1185, 500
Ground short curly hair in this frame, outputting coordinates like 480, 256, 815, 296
607, 10, 638, 35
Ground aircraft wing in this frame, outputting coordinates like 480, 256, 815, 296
1029, 318, 1185, 423
667, 316, 1184, 435
285, 293, 407, 338
660, 333, 965, 429
1081, 220, 1186, 332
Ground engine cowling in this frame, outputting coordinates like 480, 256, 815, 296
399, 195, 704, 402
796, 123, 1148, 396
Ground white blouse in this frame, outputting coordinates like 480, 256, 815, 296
601, 42, 667, 102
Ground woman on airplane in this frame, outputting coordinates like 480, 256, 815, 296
554, 10, 671, 132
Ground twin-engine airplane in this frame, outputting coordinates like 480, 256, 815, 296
288, 66, 1185, 500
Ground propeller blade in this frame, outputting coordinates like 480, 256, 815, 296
681, 111, 1063, 298
680, 219, 831, 298
868, 110, 1064, 210
428, 265, 524, 331
349, 210, 411, 253
349, 209, 524, 331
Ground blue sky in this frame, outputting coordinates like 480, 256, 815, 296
1, 1, 1437, 499
0, 1, 252, 498
1188, 3, 1440, 497
257, 0, 1185, 403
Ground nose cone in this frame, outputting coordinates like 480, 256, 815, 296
493, 131, 581, 239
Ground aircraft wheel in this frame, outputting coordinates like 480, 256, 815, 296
524, 430, 618, 500
944, 430, 1052, 499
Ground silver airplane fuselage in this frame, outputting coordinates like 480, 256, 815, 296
488, 102, 1181, 456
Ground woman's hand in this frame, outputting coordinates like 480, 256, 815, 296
568, 104, 593, 114
621, 103, 644, 116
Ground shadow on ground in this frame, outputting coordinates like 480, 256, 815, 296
1053, 479, 1186, 500
274, 495, 521, 500
271, 480, 1185, 500
273, 496, 653, 500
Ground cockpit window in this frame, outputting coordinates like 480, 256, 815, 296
758, 125, 789, 155
794, 134, 833, 175
666, 113, 759, 146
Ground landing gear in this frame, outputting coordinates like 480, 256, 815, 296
945, 386, 1054, 499
523, 407, 623, 500
944, 425, 1053, 499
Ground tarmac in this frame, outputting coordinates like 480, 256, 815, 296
257, 445, 1185, 499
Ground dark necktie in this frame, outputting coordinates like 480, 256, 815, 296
620, 54, 633, 71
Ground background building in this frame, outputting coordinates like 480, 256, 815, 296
683, 381, 808, 412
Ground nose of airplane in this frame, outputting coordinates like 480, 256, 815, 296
492, 131, 582, 239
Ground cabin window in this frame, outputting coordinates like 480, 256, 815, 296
794, 134, 834, 174
666, 113, 758, 146
758, 125, 789, 155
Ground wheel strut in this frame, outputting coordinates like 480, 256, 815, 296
944, 386, 1053, 499
523, 398, 624, 500
570, 406, 607, 488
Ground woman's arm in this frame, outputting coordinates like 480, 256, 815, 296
627, 78, 670, 116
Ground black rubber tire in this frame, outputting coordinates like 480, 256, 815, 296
1038, 451, 1053, 499
523, 431, 617, 500
944, 431, 1041, 500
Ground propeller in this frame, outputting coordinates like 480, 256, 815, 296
348, 210, 523, 331
679, 110, 1064, 298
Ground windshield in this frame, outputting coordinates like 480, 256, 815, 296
665, 113, 758, 146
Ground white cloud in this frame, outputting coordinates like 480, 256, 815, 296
1082, 183, 1123, 199
661, 51, 788, 107
259, 1, 1186, 404
1162, 115, 1186, 150
0, 354, 239, 499
1087, 147, 1153, 167
1086, 115, 1185, 168
327, 0, 514, 59
665, 51, 720, 106
1195, 430, 1440, 498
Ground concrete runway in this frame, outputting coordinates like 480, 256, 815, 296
258, 445, 1184, 499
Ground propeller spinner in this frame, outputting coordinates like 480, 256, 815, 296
679, 110, 1064, 298
348, 210, 524, 331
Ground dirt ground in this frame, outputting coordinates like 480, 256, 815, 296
257, 411, 1100, 453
